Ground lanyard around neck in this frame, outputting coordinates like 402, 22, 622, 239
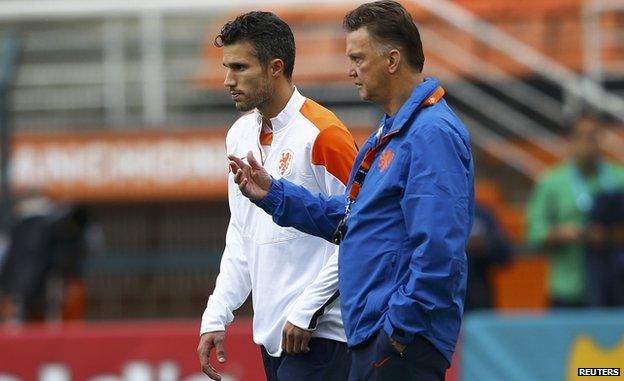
331, 86, 445, 245
347, 86, 445, 203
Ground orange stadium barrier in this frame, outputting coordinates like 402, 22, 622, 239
11, 130, 229, 202
492, 255, 550, 311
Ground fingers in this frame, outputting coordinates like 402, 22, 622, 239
198, 341, 221, 380
197, 338, 212, 367
227, 154, 247, 170
197, 332, 225, 380
215, 336, 227, 363
291, 332, 302, 354
227, 152, 269, 201
228, 152, 261, 173
247, 151, 262, 170
293, 330, 310, 354
229, 155, 251, 194
282, 324, 311, 355
239, 178, 248, 192
282, 326, 291, 354
228, 161, 239, 174
233, 166, 245, 185
203, 363, 222, 381
300, 334, 311, 354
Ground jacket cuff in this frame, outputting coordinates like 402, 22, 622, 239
383, 314, 414, 345
200, 300, 232, 335
200, 322, 226, 336
286, 310, 316, 332
255, 179, 283, 214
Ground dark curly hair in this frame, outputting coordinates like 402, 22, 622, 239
215, 11, 296, 79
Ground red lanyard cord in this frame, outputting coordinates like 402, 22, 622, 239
347, 86, 445, 202
332, 86, 445, 244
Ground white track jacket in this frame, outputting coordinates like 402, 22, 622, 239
201, 88, 358, 356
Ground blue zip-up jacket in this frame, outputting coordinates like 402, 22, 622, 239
257, 77, 474, 362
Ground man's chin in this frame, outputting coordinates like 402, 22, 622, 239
234, 102, 254, 112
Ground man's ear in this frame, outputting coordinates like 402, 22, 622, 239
270, 58, 284, 78
388, 49, 401, 74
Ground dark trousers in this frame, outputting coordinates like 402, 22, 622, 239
348, 330, 449, 381
261, 338, 350, 381
551, 298, 587, 308
587, 250, 624, 307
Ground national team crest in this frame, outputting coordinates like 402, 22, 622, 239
278, 149, 294, 176
378, 149, 394, 172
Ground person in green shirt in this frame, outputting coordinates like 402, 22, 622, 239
526, 115, 624, 307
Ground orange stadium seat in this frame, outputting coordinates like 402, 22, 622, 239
492, 255, 550, 310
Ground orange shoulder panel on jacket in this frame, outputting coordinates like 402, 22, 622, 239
300, 98, 358, 185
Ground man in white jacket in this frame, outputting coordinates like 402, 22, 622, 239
197, 11, 358, 381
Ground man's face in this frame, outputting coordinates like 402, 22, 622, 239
346, 27, 389, 104
222, 41, 271, 112
570, 118, 601, 164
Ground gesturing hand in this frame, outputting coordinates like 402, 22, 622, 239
282, 321, 312, 355
228, 151, 273, 202
197, 331, 226, 380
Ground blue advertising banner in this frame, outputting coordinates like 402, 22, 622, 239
461, 310, 624, 380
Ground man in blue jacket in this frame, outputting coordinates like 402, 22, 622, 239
228, 1, 474, 380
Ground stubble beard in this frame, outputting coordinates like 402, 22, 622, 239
234, 80, 271, 112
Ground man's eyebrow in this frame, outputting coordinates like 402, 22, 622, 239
223, 61, 247, 67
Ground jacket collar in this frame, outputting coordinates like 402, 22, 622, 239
380, 77, 440, 135
254, 87, 305, 133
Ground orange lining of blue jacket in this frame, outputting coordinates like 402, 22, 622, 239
347, 86, 445, 201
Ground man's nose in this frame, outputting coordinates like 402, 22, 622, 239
347, 63, 357, 78
224, 70, 235, 87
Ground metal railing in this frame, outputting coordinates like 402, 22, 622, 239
0, 0, 361, 129
415, 0, 624, 123
414, 0, 624, 170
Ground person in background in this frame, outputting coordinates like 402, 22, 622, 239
586, 191, 624, 307
49, 205, 98, 321
465, 204, 511, 311
527, 115, 624, 307
0, 192, 57, 322
0, 193, 97, 323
